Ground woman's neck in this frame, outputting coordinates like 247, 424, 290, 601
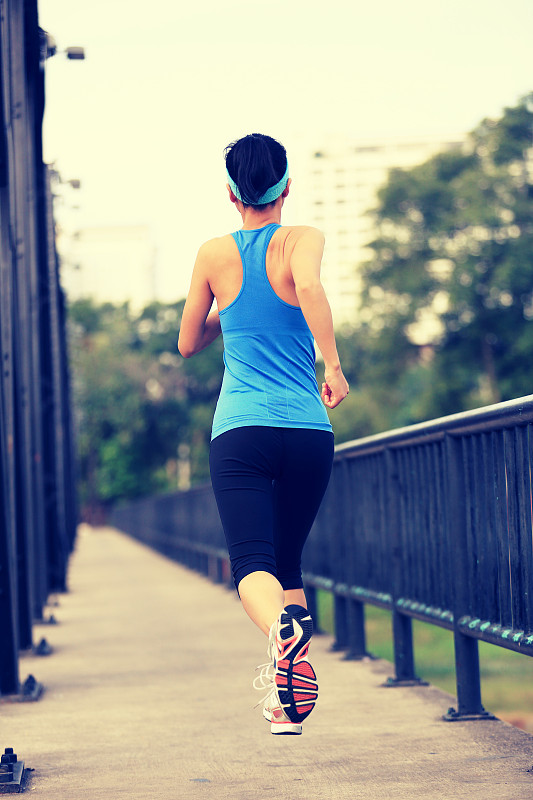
239, 197, 283, 229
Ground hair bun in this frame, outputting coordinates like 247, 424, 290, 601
225, 134, 287, 207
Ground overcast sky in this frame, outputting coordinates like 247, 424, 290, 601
39, 0, 533, 302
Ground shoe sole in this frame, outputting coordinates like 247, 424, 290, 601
270, 718, 302, 735
274, 605, 318, 725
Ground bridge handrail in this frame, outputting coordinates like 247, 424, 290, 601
335, 393, 533, 454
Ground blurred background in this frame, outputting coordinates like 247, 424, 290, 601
35, 0, 533, 730
39, 0, 533, 513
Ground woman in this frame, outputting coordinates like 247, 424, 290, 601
178, 133, 349, 735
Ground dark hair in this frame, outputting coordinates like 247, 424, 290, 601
224, 133, 287, 208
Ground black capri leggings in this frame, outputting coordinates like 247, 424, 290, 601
209, 426, 334, 591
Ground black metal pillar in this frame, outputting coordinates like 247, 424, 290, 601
385, 448, 421, 684
445, 433, 491, 719
0, 388, 19, 694
331, 593, 349, 651
344, 597, 369, 660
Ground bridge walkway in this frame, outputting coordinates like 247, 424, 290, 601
3, 525, 532, 799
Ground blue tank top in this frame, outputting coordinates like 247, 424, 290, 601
211, 223, 332, 440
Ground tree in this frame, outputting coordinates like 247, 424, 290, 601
68, 299, 223, 518
360, 93, 533, 419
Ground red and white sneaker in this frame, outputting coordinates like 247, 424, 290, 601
253, 605, 318, 735
273, 604, 318, 728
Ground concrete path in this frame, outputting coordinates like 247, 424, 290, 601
2, 525, 532, 799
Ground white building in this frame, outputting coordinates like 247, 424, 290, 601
294, 134, 464, 325
59, 224, 157, 311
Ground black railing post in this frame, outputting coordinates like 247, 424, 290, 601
331, 460, 351, 652
331, 593, 349, 651
447, 628, 486, 719
304, 583, 322, 634
344, 597, 368, 659
390, 609, 418, 682
444, 433, 491, 720
341, 458, 371, 659
215, 555, 225, 584
224, 558, 234, 590
384, 448, 422, 685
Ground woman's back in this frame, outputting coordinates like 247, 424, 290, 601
210, 223, 331, 440
206, 225, 316, 312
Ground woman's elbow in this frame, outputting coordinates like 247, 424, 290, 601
295, 279, 323, 297
177, 336, 195, 358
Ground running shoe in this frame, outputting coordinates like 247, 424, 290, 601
273, 604, 318, 727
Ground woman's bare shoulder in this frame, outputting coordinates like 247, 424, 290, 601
278, 225, 325, 250
197, 233, 236, 258
195, 234, 238, 271
280, 224, 323, 236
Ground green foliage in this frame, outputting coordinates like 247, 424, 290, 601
68, 298, 223, 518
355, 92, 533, 426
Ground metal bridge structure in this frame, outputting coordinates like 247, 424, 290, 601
0, 0, 77, 697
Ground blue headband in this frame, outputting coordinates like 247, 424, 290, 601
226, 163, 289, 205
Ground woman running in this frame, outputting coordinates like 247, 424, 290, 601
178, 133, 349, 734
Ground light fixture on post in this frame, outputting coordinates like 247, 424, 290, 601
43, 32, 86, 61
65, 47, 85, 61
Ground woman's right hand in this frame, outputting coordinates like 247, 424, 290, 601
321, 364, 349, 409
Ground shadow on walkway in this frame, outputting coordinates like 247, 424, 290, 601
3, 525, 533, 799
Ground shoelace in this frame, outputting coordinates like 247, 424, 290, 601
252, 661, 276, 709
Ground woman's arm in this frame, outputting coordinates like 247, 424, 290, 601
290, 228, 349, 409
178, 242, 222, 358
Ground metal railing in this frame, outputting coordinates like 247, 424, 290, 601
0, 2, 77, 696
112, 394, 533, 720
